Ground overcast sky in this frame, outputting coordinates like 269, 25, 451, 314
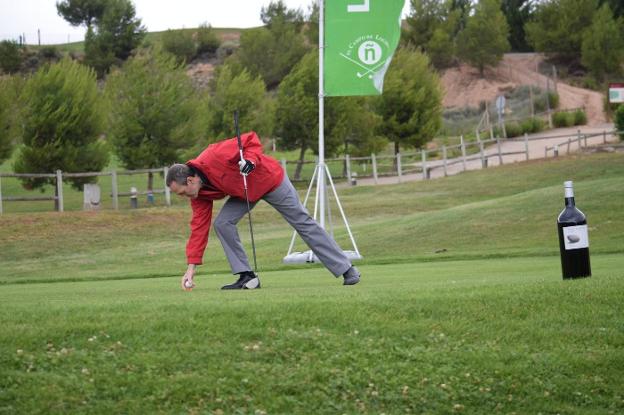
0, 0, 411, 45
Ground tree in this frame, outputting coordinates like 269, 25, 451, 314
105, 49, 200, 192
275, 52, 381, 179
161, 29, 196, 64
457, 0, 510, 77
501, 0, 535, 52
236, 3, 309, 89
63, 0, 146, 77
0, 77, 19, 163
427, 27, 456, 69
0, 40, 22, 74
56, 0, 106, 28
208, 64, 273, 140
261, 0, 304, 28
196, 23, 220, 55
374, 48, 443, 157
525, 0, 598, 62
581, 4, 624, 80
402, 0, 446, 48
14, 58, 109, 199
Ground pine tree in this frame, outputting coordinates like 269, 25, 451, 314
14, 58, 109, 193
457, 0, 510, 77
581, 4, 624, 80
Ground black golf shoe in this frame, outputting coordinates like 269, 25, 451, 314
221, 272, 261, 290
342, 266, 360, 286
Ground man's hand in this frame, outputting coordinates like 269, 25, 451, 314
238, 159, 255, 175
181, 264, 196, 291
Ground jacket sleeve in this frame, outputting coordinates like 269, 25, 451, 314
186, 198, 214, 265
226, 131, 263, 167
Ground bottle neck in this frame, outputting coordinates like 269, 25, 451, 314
564, 197, 575, 207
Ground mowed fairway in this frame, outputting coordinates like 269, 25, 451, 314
1, 153, 623, 413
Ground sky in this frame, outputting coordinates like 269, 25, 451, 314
0, 0, 412, 45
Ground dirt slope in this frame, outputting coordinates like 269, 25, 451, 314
441, 53, 606, 125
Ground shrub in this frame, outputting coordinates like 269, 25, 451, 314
553, 111, 574, 128
505, 122, 522, 138
615, 105, 624, 140
548, 91, 559, 109
573, 109, 587, 126
162, 29, 196, 64
0, 40, 22, 74
196, 23, 220, 55
38, 46, 61, 60
521, 117, 545, 134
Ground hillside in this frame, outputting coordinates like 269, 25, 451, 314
441, 53, 607, 125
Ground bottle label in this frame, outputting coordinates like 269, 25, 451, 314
563, 225, 589, 250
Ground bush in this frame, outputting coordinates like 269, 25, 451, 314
548, 92, 559, 109
505, 122, 523, 138
573, 109, 587, 126
553, 111, 574, 128
521, 117, 545, 134
615, 105, 624, 140
38, 46, 61, 60
162, 29, 196, 64
0, 40, 22, 74
196, 23, 220, 55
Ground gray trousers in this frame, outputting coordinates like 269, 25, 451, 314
213, 175, 351, 277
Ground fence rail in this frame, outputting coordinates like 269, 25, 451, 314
0, 130, 621, 214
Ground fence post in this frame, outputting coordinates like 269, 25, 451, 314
567, 138, 571, 154
345, 154, 352, 183
479, 140, 486, 168
460, 135, 467, 171
603, 130, 607, 144
497, 138, 503, 165
577, 129, 582, 150
0, 175, 3, 215
397, 153, 402, 183
163, 166, 171, 207
524, 133, 529, 161
420, 150, 426, 179
442, 146, 448, 177
111, 170, 119, 210
489, 126, 494, 140
56, 170, 64, 212
372, 153, 378, 184
554, 145, 559, 157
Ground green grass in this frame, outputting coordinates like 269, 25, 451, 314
1, 152, 623, 413
1, 257, 622, 413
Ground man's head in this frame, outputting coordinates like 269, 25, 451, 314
166, 164, 202, 199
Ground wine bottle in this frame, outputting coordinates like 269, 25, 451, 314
557, 181, 591, 279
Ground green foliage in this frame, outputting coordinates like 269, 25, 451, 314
14, 58, 109, 190
83, 0, 146, 77
261, 0, 304, 28
552, 111, 574, 128
0, 40, 22, 74
236, 21, 308, 89
526, 0, 598, 61
501, 0, 533, 52
56, 0, 106, 27
105, 49, 199, 170
402, 0, 446, 48
0, 77, 19, 163
581, 4, 624, 80
161, 29, 196, 64
614, 105, 624, 139
196, 23, 220, 55
504, 121, 522, 137
208, 64, 273, 141
426, 27, 455, 69
457, 0, 510, 76
374, 48, 442, 153
573, 109, 587, 125
518, 118, 544, 135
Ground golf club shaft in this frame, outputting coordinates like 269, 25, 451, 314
234, 111, 258, 274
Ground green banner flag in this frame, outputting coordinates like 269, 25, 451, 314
324, 0, 404, 97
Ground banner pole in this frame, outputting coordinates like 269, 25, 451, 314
318, 0, 326, 230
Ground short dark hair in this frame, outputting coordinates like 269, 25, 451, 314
166, 164, 193, 186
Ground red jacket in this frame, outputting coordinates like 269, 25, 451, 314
185, 131, 284, 264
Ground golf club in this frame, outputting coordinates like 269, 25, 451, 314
234, 110, 258, 275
